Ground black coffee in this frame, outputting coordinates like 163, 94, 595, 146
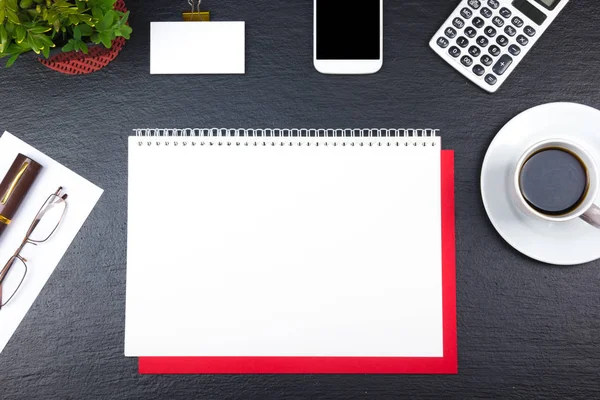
519, 148, 588, 216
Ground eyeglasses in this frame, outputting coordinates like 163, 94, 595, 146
0, 187, 68, 309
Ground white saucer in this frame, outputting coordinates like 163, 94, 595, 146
481, 102, 600, 266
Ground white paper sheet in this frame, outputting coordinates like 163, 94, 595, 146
0, 132, 103, 356
150, 21, 245, 74
126, 135, 443, 357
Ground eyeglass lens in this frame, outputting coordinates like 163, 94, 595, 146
28, 195, 66, 243
0, 256, 27, 307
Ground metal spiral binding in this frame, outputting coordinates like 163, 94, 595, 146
132, 128, 440, 147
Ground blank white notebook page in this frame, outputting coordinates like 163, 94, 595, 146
126, 135, 443, 357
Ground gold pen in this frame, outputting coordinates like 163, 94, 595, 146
0, 154, 42, 240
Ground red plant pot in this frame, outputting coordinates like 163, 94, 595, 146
37, 0, 128, 74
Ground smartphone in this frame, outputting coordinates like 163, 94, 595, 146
313, 0, 383, 75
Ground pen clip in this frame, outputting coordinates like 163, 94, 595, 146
1, 162, 29, 205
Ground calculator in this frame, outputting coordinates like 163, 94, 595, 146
429, 0, 569, 93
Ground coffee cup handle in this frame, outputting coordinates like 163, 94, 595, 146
581, 204, 600, 229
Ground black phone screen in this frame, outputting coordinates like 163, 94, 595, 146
316, 0, 381, 60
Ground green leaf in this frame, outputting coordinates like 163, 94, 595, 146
78, 23, 92, 36
0, 24, 7, 46
6, 9, 19, 24
15, 25, 25, 42
119, 24, 131, 39
79, 40, 87, 54
92, 0, 116, 10
100, 9, 114, 29
0, 2, 5, 23
73, 24, 81, 40
25, 8, 39, 18
68, 14, 78, 24
6, 52, 19, 67
7, 0, 17, 11
15, 41, 28, 51
28, 26, 51, 34
119, 10, 129, 26
90, 32, 100, 44
37, 33, 54, 48
19, 0, 33, 9
27, 34, 40, 53
8, 43, 22, 52
41, 44, 49, 58
99, 32, 111, 48
91, 6, 102, 20
61, 40, 73, 52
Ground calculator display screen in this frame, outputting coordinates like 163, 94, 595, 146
513, 0, 550, 24
533, 0, 560, 10
316, 0, 380, 60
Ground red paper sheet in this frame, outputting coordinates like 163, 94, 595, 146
138, 151, 456, 374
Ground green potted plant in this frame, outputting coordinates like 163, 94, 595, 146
0, 0, 132, 67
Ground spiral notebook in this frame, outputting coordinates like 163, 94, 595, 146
126, 128, 456, 374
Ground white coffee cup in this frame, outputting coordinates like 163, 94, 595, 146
513, 139, 600, 229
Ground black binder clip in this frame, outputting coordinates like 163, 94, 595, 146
183, 0, 210, 21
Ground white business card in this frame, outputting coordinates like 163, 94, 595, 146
150, 21, 245, 75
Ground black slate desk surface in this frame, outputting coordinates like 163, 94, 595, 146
1, 0, 600, 399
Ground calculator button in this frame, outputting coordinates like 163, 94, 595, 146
485, 74, 498, 85
489, 45, 501, 56
476, 36, 489, 47
453, 17, 465, 29
499, 7, 512, 18
461, 8, 473, 19
461, 55, 473, 67
492, 16, 504, 27
492, 54, 513, 75
508, 44, 521, 56
445, 27, 457, 38
448, 46, 461, 58
472, 17, 485, 28
487, 0, 500, 9
469, 46, 481, 57
464, 27, 477, 38
437, 37, 450, 48
456, 36, 469, 48
484, 26, 497, 37
504, 26, 517, 37
480, 7, 493, 18
496, 35, 509, 47
481, 54, 493, 66
516, 34, 529, 46
524, 26, 536, 37
473, 64, 485, 76
512, 16, 524, 28
468, 0, 481, 9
